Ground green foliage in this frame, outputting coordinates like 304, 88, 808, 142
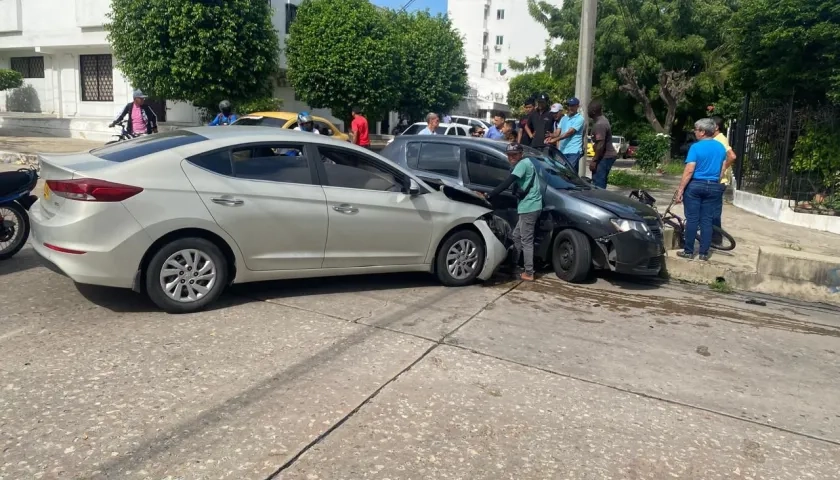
0, 69, 23, 91
709, 278, 734, 294
791, 124, 840, 192
635, 133, 671, 174
238, 97, 284, 115
659, 161, 686, 176
731, 0, 840, 103
386, 10, 468, 122
607, 170, 664, 190
107, 0, 279, 107
526, 0, 737, 134
508, 56, 543, 72
507, 72, 570, 110
287, 0, 400, 123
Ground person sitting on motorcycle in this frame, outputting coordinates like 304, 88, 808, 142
109, 89, 158, 136
208, 100, 238, 126
293, 112, 320, 134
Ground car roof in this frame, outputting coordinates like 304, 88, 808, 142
181, 125, 350, 147
389, 134, 509, 150
409, 122, 467, 128
241, 111, 335, 124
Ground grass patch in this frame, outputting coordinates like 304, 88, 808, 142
608, 170, 665, 190
709, 278, 734, 294
659, 161, 685, 176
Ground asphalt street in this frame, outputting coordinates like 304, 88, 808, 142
1, 243, 839, 479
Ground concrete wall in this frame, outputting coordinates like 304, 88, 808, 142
734, 189, 840, 235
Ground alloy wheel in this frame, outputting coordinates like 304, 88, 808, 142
159, 249, 217, 303
446, 238, 480, 280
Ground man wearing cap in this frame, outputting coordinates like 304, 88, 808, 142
549, 98, 585, 171
527, 93, 554, 153
482, 142, 543, 282
110, 89, 158, 137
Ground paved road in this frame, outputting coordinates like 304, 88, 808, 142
1, 244, 839, 479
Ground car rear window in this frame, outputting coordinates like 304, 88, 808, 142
91, 130, 207, 162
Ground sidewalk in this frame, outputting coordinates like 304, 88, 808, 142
0, 128, 102, 166
609, 169, 840, 305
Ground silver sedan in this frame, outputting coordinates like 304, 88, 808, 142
30, 127, 507, 313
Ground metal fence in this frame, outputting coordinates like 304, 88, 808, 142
733, 94, 840, 216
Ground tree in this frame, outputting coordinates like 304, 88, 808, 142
0, 69, 23, 91
507, 72, 570, 111
386, 11, 468, 122
731, 0, 840, 103
526, 0, 737, 137
286, 0, 401, 123
107, 0, 279, 108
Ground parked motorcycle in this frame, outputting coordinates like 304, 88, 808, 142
0, 167, 39, 260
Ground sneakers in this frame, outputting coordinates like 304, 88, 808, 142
676, 251, 694, 260
519, 272, 535, 282
698, 254, 710, 261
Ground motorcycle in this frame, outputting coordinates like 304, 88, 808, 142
0, 167, 39, 260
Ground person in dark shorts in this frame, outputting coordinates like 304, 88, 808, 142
588, 100, 618, 188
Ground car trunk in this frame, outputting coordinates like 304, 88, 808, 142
38, 152, 115, 218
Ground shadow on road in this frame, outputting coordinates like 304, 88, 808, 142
230, 272, 441, 301
0, 247, 43, 277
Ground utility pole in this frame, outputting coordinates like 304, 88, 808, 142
575, 0, 598, 178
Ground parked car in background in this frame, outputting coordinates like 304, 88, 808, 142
232, 112, 350, 142
626, 140, 640, 158
381, 136, 665, 282
31, 128, 507, 313
387, 122, 471, 145
450, 116, 492, 130
612, 136, 629, 158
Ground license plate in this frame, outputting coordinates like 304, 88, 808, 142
43, 183, 50, 200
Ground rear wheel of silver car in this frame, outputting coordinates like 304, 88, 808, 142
552, 229, 592, 283
435, 230, 485, 287
145, 237, 228, 313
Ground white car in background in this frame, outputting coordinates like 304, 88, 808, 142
450, 116, 492, 130
30, 127, 507, 313
387, 122, 471, 145
612, 136, 629, 158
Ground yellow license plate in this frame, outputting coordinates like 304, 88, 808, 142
43, 183, 50, 200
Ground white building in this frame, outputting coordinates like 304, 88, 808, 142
448, 0, 560, 118
0, 0, 345, 140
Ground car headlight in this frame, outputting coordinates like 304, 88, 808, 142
611, 218, 650, 234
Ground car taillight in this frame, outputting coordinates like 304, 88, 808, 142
46, 178, 143, 202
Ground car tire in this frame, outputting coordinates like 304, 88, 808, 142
435, 229, 486, 287
145, 237, 228, 313
551, 229, 592, 283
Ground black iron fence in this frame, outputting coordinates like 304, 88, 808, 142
732, 94, 840, 216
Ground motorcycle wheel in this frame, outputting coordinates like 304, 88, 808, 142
0, 202, 30, 260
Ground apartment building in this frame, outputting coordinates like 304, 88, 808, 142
448, 0, 560, 118
0, 0, 335, 139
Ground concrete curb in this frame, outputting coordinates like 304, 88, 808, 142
662, 248, 840, 306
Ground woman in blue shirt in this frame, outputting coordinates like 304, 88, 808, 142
675, 118, 727, 261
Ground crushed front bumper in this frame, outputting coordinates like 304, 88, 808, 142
597, 229, 664, 276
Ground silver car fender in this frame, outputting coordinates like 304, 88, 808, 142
474, 219, 508, 281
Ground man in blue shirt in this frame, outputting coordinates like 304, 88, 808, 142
548, 97, 585, 171
208, 100, 238, 126
418, 113, 440, 135
676, 118, 727, 261
484, 112, 505, 140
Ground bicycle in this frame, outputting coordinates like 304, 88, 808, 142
105, 120, 141, 145
629, 189, 736, 251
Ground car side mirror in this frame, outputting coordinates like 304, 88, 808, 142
408, 179, 421, 195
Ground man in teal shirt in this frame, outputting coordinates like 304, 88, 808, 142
549, 97, 585, 171
483, 143, 543, 281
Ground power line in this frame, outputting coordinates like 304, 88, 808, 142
399, 0, 418, 13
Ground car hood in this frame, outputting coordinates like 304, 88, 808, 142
436, 180, 493, 209
566, 188, 657, 220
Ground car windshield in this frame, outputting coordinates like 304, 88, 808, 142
612, 136, 622, 143
232, 117, 263, 126
404, 124, 445, 135
529, 153, 591, 190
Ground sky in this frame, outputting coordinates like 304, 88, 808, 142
371, 0, 446, 15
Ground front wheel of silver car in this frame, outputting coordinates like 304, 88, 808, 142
145, 237, 228, 313
435, 229, 485, 287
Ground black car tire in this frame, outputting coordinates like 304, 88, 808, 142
145, 237, 228, 313
552, 229, 592, 283
0, 202, 30, 261
435, 229, 486, 287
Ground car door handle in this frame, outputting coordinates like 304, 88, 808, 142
333, 204, 359, 213
211, 197, 244, 206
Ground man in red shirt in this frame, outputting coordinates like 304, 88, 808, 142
350, 106, 371, 149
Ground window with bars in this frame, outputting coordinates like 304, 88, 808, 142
80, 54, 114, 102
10, 57, 45, 79
285, 4, 298, 33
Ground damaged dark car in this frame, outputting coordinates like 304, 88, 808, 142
380, 137, 665, 282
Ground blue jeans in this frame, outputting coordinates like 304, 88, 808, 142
564, 153, 582, 172
592, 157, 616, 189
712, 183, 727, 242
683, 180, 725, 255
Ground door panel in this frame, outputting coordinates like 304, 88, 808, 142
463, 149, 519, 227
315, 146, 433, 268
182, 145, 328, 271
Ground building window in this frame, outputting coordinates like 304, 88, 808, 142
285, 3, 298, 34
495, 35, 504, 46
10, 57, 45, 79
496, 9, 505, 19
496, 62, 503, 72
80, 54, 114, 102
481, 59, 487, 75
